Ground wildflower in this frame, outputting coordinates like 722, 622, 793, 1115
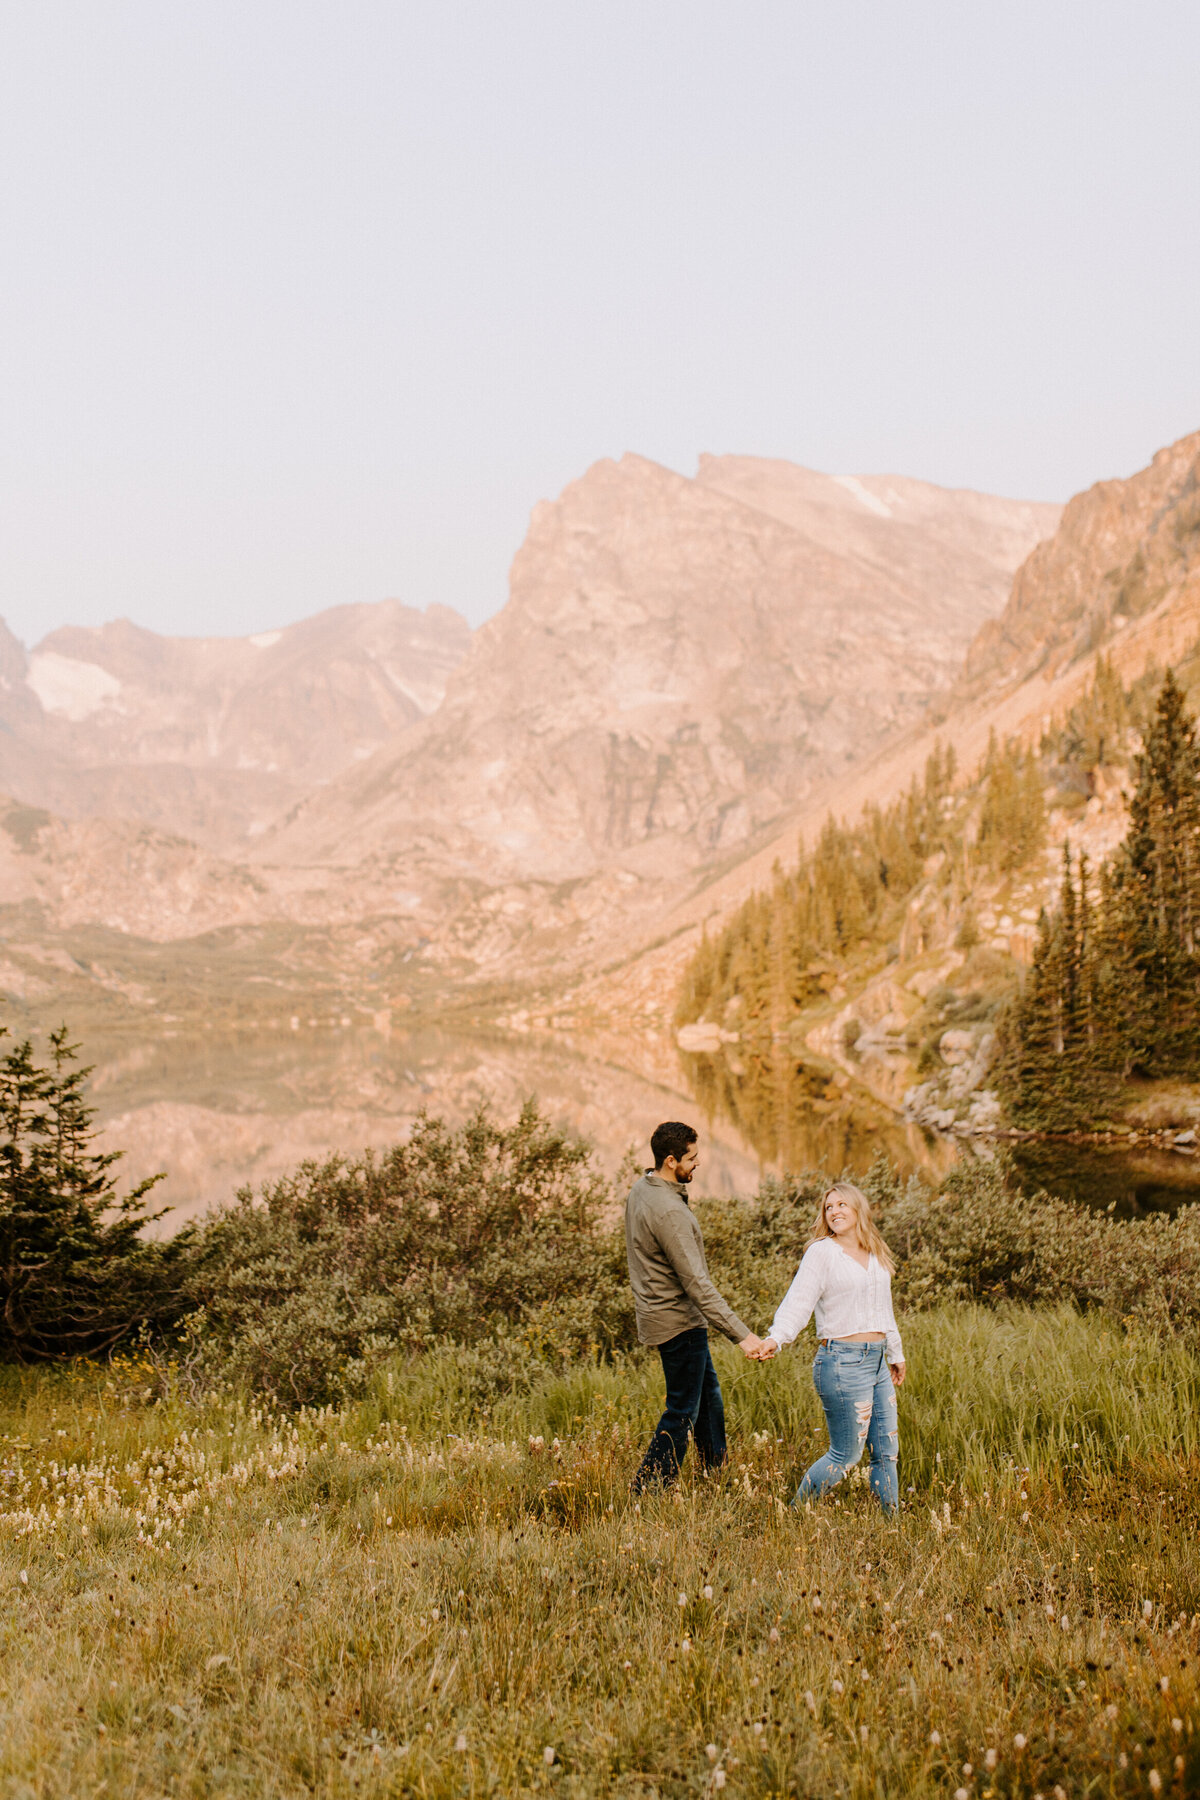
955, 1790, 969, 1800
703, 1585, 713, 1601
714, 1772, 726, 1790
769, 1627, 780, 1643
1177, 1757, 1186, 1776
678, 1593, 687, 1608
929, 1730, 941, 1746
19, 1571, 27, 1586
1159, 1676, 1169, 1693
832, 1679, 844, 1696
543, 1746, 556, 1766
859, 1668, 870, 1682
1060, 1614, 1069, 1630
706, 1744, 718, 1762
1173, 1719, 1183, 1734
622, 1660, 632, 1671
753, 1722, 764, 1737
859, 1726, 869, 1745
1148, 1772, 1161, 1794
681, 1638, 692, 1653
804, 1691, 816, 1714
1013, 1733, 1027, 1750
962, 1764, 973, 1778
1143, 1599, 1154, 1619
985, 1747, 997, 1770
1105, 1704, 1118, 1721
455, 1733, 467, 1752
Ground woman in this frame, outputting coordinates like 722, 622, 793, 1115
758, 1181, 905, 1513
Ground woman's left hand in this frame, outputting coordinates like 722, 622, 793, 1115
890, 1361, 906, 1387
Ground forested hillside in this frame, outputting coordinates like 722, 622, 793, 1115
999, 671, 1200, 1125
676, 646, 1200, 1133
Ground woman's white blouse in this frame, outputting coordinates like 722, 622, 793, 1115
768, 1239, 904, 1364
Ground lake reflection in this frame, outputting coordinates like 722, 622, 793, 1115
84, 1024, 1199, 1232
87, 1024, 768, 1230
87, 1023, 952, 1232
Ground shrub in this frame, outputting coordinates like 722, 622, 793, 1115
183, 1103, 633, 1404
0, 1025, 185, 1358
881, 1153, 1200, 1335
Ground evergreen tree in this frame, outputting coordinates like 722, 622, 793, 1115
0, 1026, 186, 1358
1110, 669, 1200, 1070
977, 735, 1046, 873
999, 669, 1200, 1119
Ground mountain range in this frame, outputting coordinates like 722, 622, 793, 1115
0, 453, 1059, 1013
8, 427, 1200, 1031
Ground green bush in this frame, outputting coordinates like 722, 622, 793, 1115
882, 1153, 1200, 1334
183, 1103, 633, 1404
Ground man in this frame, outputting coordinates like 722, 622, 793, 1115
626, 1121, 765, 1490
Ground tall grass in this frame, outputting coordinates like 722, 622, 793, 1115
0, 1305, 1197, 1797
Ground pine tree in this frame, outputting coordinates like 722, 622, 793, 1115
1110, 669, 1200, 1071
0, 1026, 186, 1358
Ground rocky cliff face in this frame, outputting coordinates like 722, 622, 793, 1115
265, 455, 1057, 888
960, 429, 1200, 697
0, 601, 470, 853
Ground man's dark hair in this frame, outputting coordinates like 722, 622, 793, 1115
651, 1121, 698, 1169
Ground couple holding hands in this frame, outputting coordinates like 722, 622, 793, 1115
626, 1121, 905, 1512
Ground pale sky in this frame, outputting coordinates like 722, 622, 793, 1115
2, 2, 1199, 647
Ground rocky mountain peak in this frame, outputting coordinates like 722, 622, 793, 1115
0, 599, 471, 852
960, 429, 1200, 698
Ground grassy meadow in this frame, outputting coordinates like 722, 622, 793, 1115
1, 1304, 1198, 1799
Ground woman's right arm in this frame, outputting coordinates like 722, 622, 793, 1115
767, 1244, 826, 1350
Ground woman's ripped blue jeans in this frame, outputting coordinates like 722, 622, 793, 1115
793, 1341, 899, 1513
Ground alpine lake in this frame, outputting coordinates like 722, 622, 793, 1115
78, 1020, 1200, 1232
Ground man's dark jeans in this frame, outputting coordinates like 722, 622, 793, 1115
631, 1326, 727, 1491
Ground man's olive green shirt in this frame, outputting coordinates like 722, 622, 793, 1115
624, 1171, 750, 1348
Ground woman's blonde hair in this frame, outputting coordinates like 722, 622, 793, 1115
808, 1180, 895, 1273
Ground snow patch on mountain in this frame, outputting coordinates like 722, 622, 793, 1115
27, 653, 122, 721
